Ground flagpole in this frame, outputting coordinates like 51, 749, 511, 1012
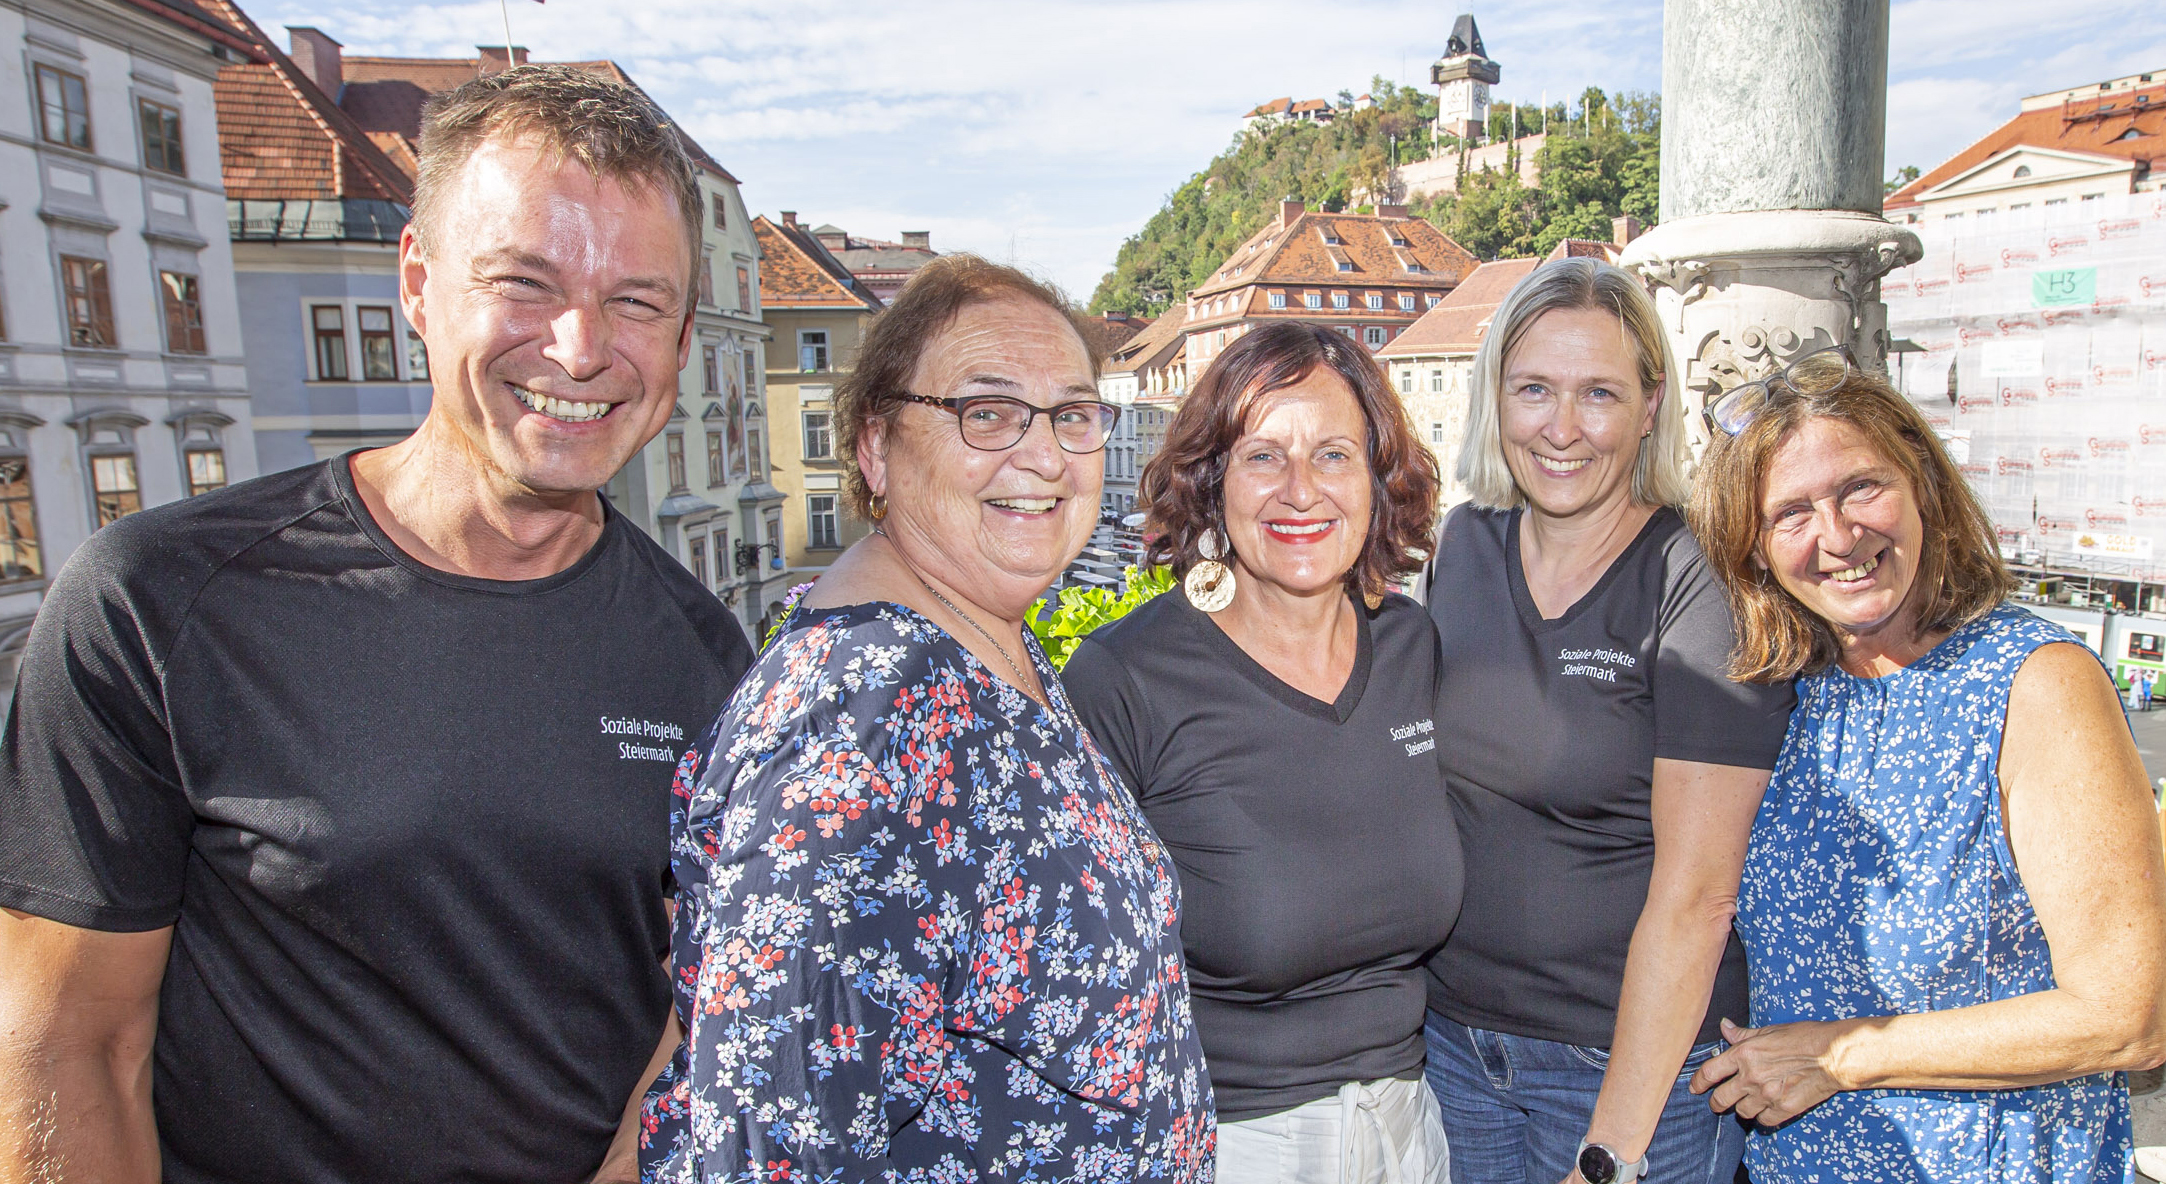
499, 0, 514, 68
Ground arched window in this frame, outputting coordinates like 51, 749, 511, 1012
2012, 165, 2032, 178
2120, 128, 2144, 141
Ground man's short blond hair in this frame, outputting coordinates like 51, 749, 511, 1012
410, 64, 702, 271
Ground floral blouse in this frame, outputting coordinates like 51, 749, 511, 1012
641, 600, 1215, 1184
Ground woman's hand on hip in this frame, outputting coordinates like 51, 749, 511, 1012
1690, 1016, 1857, 1126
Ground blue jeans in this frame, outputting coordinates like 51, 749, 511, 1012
1423, 1012, 1746, 1184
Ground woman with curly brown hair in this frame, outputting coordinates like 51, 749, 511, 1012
1065, 320, 1462, 1183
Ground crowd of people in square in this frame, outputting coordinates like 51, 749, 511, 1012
2, 64, 2163, 1184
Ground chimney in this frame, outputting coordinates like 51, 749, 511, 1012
477, 45, 529, 74
286, 27, 344, 96
780, 211, 797, 228
900, 230, 931, 250
816, 227, 847, 251
1279, 198, 1304, 227
1375, 202, 1409, 220
1612, 215, 1643, 248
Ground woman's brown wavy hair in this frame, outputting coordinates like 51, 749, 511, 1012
1688, 366, 2015, 682
1139, 320, 1440, 603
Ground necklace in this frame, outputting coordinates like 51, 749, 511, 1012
874, 527, 1040, 700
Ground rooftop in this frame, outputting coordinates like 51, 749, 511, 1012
754, 214, 883, 311
1191, 204, 1478, 300
1888, 73, 2165, 208
1376, 256, 1540, 359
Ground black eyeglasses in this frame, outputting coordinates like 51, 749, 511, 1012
898, 392, 1121, 454
1704, 347, 1857, 437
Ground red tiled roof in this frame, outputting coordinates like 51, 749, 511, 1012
1246, 97, 1293, 118
1076, 313, 1151, 358
338, 53, 738, 183
202, 0, 412, 203
1886, 82, 2165, 208
1192, 208, 1478, 301
1376, 256, 1540, 359
753, 215, 882, 311
1104, 306, 1189, 377
1546, 238, 1621, 262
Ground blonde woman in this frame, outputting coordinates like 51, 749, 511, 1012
1420, 259, 1794, 1184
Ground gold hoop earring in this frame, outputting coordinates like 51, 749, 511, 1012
1184, 527, 1236, 613
868, 492, 888, 521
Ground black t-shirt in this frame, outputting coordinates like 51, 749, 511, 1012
1065, 590, 1463, 1121
1423, 504, 1793, 1049
0, 457, 751, 1183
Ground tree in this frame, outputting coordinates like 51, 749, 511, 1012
1884, 164, 1920, 195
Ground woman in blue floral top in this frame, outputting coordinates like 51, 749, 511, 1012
640, 256, 1213, 1183
1685, 354, 2166, 1183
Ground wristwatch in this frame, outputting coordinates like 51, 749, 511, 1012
1576, 1141, 1649, 1184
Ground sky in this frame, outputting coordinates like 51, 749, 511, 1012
239, 0, 2166, 301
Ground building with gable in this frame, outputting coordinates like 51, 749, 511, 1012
207, 10, 420, 473
1177, 199, 1477, 388
0, 0, 264, 689
1095, 306, 1185, 513
1885, 67, 2164, 224
802, 223, 936, 304
753, 211, 881, 594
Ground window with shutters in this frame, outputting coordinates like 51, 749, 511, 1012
159, 272, 205, 354
61, 257, 115, 348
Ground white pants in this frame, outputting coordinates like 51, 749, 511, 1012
1215, 1076, 1450, 1184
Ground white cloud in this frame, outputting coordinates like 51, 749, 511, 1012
235, 0, 2150, 294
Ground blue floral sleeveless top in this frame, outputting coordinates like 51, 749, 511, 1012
1736, 603, 2133, 1184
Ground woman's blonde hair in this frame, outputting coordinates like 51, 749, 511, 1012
1456, 258, 1690, 510
1688, 368, 2015, 682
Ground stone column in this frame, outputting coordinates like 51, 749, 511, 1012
1618, 0, 1921, 453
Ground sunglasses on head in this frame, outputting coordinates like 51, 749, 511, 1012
1703, 346, 1857, 437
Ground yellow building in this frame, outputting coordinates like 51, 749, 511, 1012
753, 213, 884, 597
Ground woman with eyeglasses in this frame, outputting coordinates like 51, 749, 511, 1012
1418, 259, 1794, 1184
641, 255, 1215, 1183
1064, 321, 1461, 1183
1684, 353, 2166, 1183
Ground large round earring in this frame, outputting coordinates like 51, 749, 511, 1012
1184, 527, 1236, 613
868, 492, 888, 521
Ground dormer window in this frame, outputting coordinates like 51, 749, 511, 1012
1336, 261, 1354, 272
1389, 232, 1410, 247
1319, 227, 1342, 245
2120, 128, 2144, 140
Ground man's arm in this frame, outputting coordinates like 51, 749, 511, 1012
0, 909, 169, 1184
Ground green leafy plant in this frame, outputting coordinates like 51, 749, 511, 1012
1029, 565, 1176, 669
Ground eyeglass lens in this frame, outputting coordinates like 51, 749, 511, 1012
1707, 347, 1856, 436
956, 396, 1117, 453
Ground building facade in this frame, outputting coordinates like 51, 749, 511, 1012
605, 161, 779, 636
1095, 307, 1183, 513
1178, 199, 1476, 387
752, 211, 880, 587
804, 223, 936, 304
1886, 68, 2163, 225
213, 17, 420, 473
0, 0, 261, 686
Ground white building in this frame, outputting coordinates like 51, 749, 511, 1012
0, 0, 260, 687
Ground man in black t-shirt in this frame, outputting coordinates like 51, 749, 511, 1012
0, 68, 750, 1183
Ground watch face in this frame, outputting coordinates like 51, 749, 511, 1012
1579, 1145, 1619, 1184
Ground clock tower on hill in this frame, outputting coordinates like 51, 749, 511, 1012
1432, 13, 1501, 143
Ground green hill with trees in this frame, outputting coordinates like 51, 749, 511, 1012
1087, 82, 1662, 316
